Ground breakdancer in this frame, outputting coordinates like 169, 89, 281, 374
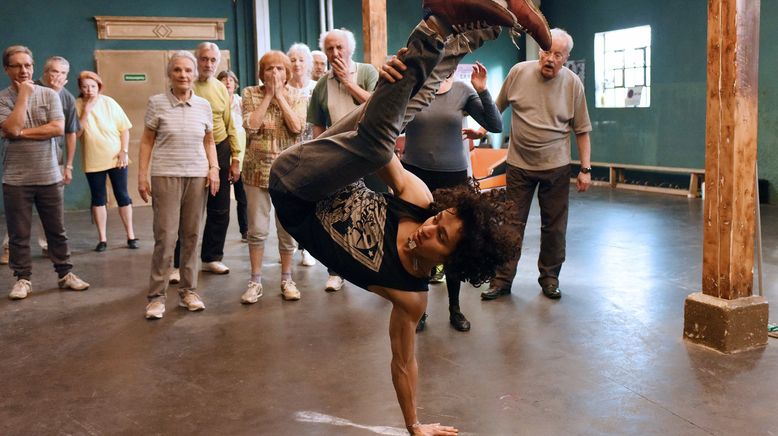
269, 1, 551, 433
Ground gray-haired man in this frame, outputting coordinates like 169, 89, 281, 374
0, 55, 79, 265
0, 46, 89, 300
308, 27, 379, 293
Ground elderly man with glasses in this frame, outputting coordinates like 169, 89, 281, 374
479, 28, 593, 302
0, 46, 90, 300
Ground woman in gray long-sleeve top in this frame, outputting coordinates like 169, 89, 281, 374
401, 61, 503, 333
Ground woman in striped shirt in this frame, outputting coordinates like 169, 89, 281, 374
138, 50, 220, 320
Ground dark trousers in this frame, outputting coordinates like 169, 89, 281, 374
85, 166, 132, 207
492, 163, 570, 290
233, 178, 248, 235
174, 138, 232, 267
200, 138, 233, 262
402, 162, 468, 307
3, 183, 72, 279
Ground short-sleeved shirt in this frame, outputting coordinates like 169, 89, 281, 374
144, 90, 213, 177
0, 85, 64, 185
76, 95, 132, 172
241, 85, 307, 188
229, 94, 246, 166
193, 77, 241, 162
289, 80, 317, 143
34, 80, 80, 158
496, 61, 592, 171
307, 62, 378, 127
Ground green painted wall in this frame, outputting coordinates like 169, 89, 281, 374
543, 0, 778, 201
7, 1, 772, 207
0, 0, 255, 212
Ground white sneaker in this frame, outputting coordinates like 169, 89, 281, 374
58, 272, 90, 291
300, 250, 317, 266
0, 245, 8, 265
241, 281, 263, 304
179, 290, 206, 311
202, 261, 230, 274
169, 268, 180, 284
325, 275, 344, 292
281, 280, 301, 301
145, 300, 166, 319
9, 279, 31, 300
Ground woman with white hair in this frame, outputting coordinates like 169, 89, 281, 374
287, 43, 316, 98
138, 50, 220, 320
286, 42, 318, 267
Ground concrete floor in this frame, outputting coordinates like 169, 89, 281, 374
1, 187, 778, 435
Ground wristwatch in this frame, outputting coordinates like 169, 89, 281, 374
580, 166, 592, 174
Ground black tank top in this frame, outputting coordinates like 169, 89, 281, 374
306, 181, 433, 292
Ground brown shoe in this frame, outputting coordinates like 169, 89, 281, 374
507, 0, 552, 50
423, 0, 516, 28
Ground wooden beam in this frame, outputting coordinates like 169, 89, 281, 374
702, 0, 761, 299
362, 0, 387, 69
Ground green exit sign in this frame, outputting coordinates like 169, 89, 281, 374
123, 73, 147, 82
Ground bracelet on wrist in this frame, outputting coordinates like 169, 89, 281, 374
209, 165, 220, 170
66, 165, 74, 170
406, 422, 421, 433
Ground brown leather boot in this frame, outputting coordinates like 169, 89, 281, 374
423, 0, 516, 28
507, 0, 552, 50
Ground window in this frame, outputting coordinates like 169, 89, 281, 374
594, 25, 651, 108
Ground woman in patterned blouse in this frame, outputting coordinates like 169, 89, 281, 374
239, 51, 306, 304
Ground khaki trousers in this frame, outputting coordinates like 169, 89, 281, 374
147, 176, 207, 301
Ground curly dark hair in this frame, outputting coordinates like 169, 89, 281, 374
431, 178, 522, 287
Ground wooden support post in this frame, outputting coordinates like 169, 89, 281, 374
362, 0, 387, 70
688, 173, 700, 198
683, 0, 767, 353
609, 167, 617, 188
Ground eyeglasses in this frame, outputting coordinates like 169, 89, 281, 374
540, 51, 566, 62
6, 63, 33, 70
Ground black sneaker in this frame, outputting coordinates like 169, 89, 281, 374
127, 238, 140, 249
94, 241, 107, 252
416, 313, 428, 333
481, 286, 510, 300
429, 265, 445, 284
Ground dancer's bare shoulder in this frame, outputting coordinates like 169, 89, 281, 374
376, 155, 433, 208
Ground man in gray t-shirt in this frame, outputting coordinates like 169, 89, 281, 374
0, 45, 89, 300
1, 56, 80, 264
35, 56, 80, 182
481, 28, 593, 302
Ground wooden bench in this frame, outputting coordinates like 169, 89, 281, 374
572, 160, 705, 198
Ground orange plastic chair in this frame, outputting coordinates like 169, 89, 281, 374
470, 147, 507, 190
